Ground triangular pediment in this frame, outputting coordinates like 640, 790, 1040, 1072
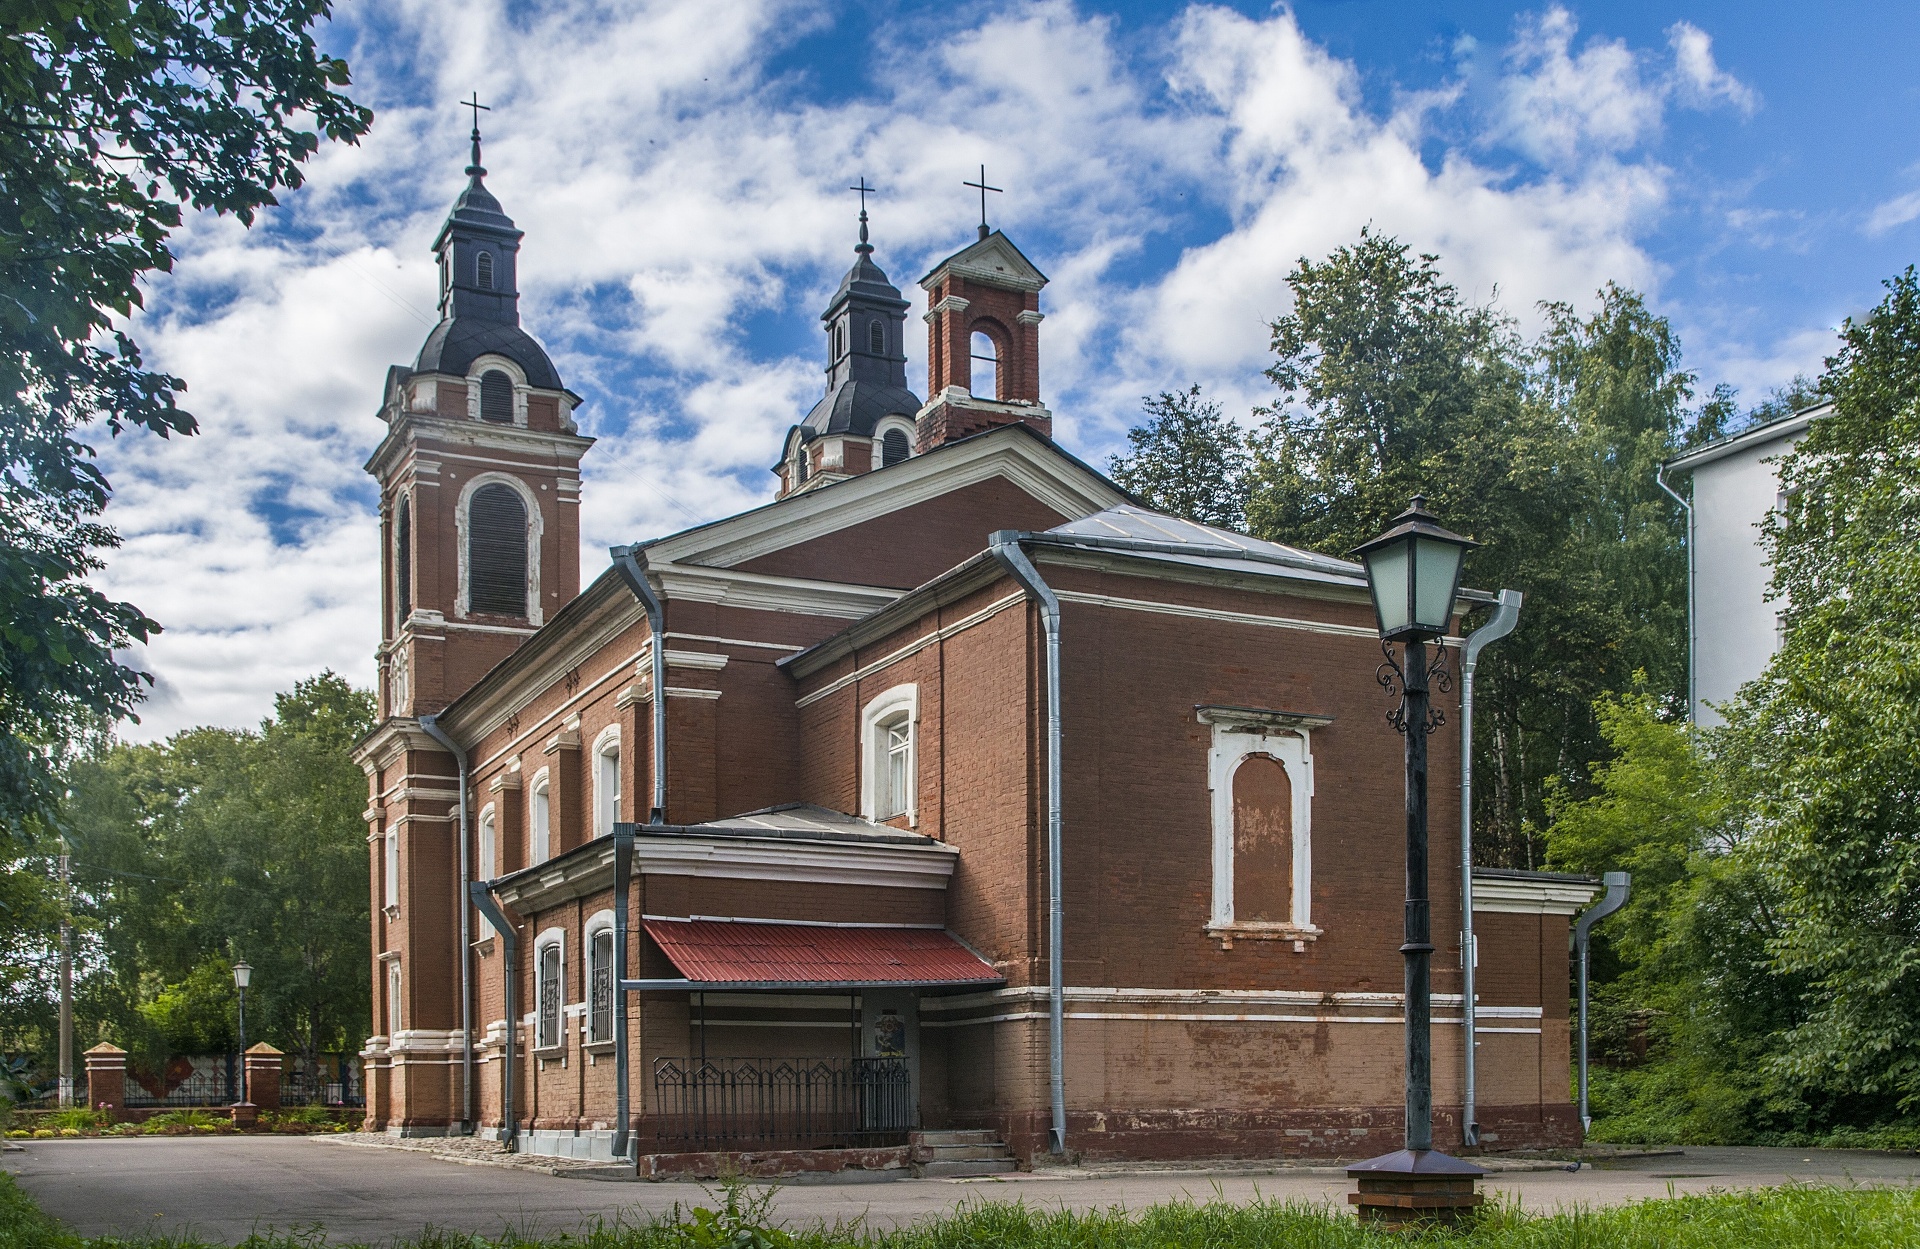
919, 231, 1048, 293
641, 425, 1123, 574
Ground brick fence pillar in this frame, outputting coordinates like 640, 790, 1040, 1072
244, 1043, 283, 1111
83, 1044, 126, 1116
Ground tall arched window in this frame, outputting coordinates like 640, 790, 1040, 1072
969, 330, 998, 399
881, 428, 911, 468
531, 772, 552, 865
595, 737, 621, 838
589, 927, 614, 1043
476, 250, 495, 290
536, 941, 562, 1049
479, 369, 514, 423
477, 807, 498, 936
384, 826, 400, 910
868, 319, 886, 355
834, 321, 846, 359
1231, 754, 1293, 924
394, 495, 412, 622
467, 483, 528, 616
387, 961, 403, 1036
794, 447, 810, 486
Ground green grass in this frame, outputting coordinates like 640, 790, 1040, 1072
4, 1170, 1920, 1249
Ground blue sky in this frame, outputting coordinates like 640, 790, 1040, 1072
98, 0, 1920, 738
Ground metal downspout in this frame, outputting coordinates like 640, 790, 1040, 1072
1458, 589, 1522, 1148
419, 713, 473, 1135
611, 825, 634, 1161
469, 883, 518, 1148
988, 531, 1067, 1156
611, 545, 669, 824
1574, 872, 1631, 1132
1656, 464, 1695, 721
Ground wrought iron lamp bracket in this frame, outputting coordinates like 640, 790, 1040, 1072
1376, 638, 1451, 736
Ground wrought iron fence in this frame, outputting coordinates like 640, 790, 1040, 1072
117, 1055, 363, 1108
651, 1055, 912, 1151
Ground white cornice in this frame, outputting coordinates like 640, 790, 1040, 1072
1471, 872, 1601, 915
365, 412, 594, 480
643, 429, 1123, 571
653, 565, 901, 619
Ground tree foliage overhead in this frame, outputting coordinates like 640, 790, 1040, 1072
0, 0, 370, 836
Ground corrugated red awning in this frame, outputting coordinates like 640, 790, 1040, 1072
641, 919, 1002, 989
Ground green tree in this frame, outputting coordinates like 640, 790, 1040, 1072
1108, 386, 1252, 530
0, 0, 371, 837
1728, 268, 1920, 1109
51, 674, 374, 1078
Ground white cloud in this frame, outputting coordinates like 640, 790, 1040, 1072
1866, 188, 1920, 237
96, 0, 1758, 739
1667, 21, 1759, 116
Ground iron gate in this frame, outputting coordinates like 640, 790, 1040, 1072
651, 1055, 912, 1151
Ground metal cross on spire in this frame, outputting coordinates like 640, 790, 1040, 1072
462, 93, 491, 175
963, 165, 1002, 241
849, 176, 875, 253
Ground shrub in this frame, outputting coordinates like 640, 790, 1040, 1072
39, 1109, 108, 1133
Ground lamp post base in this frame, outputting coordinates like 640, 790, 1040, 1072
1346, 1149, 1486, 1228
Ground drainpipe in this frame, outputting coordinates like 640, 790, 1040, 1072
610, 545, 668, 825
988, 531, 1067, 1156
419, 712, 473, 1136
469, 882, 518, 1149
1574, 871, 1631, 1133
1458, 589, 1522, 1148
611, 824, 634, 1162
1656, 464, 1695, 722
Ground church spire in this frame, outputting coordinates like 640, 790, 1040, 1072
433, 95, 521, 325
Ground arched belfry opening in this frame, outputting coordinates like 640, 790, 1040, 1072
916, 216, 1050, 448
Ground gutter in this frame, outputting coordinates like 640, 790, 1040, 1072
610, 545, 669, 823
987, 531, 1068, 1156
1574, 872, 1631, 1133
418, 712, 473, 1136
1457, 589, 1522, 1148
468, 883, 519, 1149
1654, 465, 1695, 721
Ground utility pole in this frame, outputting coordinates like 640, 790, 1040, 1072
58, 838, 73, 1108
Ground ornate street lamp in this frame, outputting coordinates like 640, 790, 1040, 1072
1346, 497, 1486, 1227
233, 960, 253, 1107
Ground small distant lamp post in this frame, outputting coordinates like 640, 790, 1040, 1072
233, 961, 253, 1107
1346, 497, 1487, 1227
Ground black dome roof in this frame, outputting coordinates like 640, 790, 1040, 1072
414, 318, 563, 391
801, 379, 921, 438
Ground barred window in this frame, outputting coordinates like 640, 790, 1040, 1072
881, 428, 910, 468
590, 930, 614, 1043
476, 250, 495, 290
537, 944, 562, 1049
479, 369, 513, 423
467, 484, 527, 616
868, 319, 886, 354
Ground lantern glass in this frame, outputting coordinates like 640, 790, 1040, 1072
1364, 538, 1412, 637
233, 960, 252, 990
1412, 535, 1466, 634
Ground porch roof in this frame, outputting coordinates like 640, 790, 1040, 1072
638, 918, 1004, 991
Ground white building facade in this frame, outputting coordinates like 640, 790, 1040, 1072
1664, 404, 1827, 726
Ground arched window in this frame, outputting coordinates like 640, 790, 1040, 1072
1231, 754, 1293, 924
536, 941, 562, 1049
395, 495, 412, 622
881, 428, 911, 468
477, 807, 498, 936
868, 319, 886, 355
476, 250, 495, 290
794, 447, 810, 486
467, 483, 528, 616
387, 961, 403, 1036
531, 772, 552, 864
384, 826, 400, 910
834, 321, 846, 359
595, 732, 621, 838
969, 330, 998, 399
861, 685, 917, 823
589, 927, 614, 1043
479, 369, 514, 423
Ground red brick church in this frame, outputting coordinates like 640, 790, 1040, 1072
353, 134, 1593, 1168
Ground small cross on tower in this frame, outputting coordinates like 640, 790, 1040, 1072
963, 165, 1002, 241
849, 176, 876, 252
462, 93, 491, 174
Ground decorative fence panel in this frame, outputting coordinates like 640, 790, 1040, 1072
650, 1056, 912, 1152
120, 1054, 363, 1108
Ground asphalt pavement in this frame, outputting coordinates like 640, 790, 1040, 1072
11, 1137, 1920, 1245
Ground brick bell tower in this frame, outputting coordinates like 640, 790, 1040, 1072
915, 215, 1051, 450
366, 120, 593, 720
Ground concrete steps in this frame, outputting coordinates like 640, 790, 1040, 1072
911, 1129, 1017, 1177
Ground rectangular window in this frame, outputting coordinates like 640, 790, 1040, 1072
882, 720, 911, 818
387, 961, 402, 1036
537, 945, 561, 1049
597, 746, 620, 838
384, 827, 399, 910
532, 782, 551, 864
589, 930, 614, 1043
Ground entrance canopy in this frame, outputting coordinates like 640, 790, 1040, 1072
633, 918, 1002, 991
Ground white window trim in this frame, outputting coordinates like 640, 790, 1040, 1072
874, 416, 916, 466
859, 684, 918, 825
584, 910, 615, 1044
475, 804, 499, 937
1206, 722, 1318, 947
533, 927, 566, 1051
591, 724, 621, 839
529, 767, 552, 865
386, 960, 403, 1037
455, 471, 545, 625
383, 824, 400, 911
465, 352, 529, 427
